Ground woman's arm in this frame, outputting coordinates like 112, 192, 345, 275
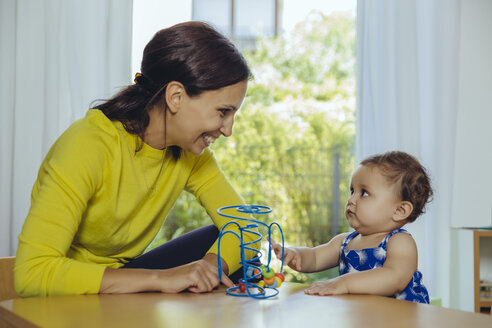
100, 253, 233, 294
304, 233, 417, 296
15, 116, 108, 297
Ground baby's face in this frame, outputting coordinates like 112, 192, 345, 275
345, 165, 402, 235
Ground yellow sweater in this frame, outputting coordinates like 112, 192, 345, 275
15, 109, 256, 297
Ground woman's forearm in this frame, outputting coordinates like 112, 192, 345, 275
99, 268, 160, 294
100, 254, 232, 294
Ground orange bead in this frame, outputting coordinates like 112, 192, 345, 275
264, 276, 275, 285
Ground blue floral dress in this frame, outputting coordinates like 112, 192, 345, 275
339, 228, 429, 303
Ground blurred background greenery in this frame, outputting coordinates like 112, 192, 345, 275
148, 11, 356, 284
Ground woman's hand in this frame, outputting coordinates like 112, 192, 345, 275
155, 258, 234, 293
270, 238, 303, 271
304, 276, 348, 296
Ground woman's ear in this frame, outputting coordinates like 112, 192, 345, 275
393, 201, 413, 222
165, 81, 185, 114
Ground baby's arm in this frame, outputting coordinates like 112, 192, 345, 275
304, 232, 418, 296
271, 233, 348, 273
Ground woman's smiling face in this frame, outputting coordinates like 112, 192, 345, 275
168, 80, 247, 156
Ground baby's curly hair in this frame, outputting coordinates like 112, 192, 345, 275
361, 151, 433, 222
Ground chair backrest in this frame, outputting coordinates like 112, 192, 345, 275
0, 257, 18, 301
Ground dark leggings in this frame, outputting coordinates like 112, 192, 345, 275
122, 224, 253, 283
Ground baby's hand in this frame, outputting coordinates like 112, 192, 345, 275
304, 276, 348, 296
270, 238, 302, 271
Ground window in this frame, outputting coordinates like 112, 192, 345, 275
192, 0, 279, 50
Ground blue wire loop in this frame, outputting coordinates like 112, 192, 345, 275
217, 205, 285, 299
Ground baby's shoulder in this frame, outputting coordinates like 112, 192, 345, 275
331, 232, 352, 246
386, 230, 417, 251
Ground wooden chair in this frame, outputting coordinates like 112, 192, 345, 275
0, 257, 18, 301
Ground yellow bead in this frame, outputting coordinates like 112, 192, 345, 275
275, 276, 282, 287
257, 280, 265, 292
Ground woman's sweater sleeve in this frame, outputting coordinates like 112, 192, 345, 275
185, 149, 260, 274
14, 117, 110, 297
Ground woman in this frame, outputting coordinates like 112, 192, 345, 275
15, 21, 257, 297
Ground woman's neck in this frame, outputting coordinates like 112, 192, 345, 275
143, 108, 167, 149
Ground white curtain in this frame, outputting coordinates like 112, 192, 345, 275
356, 0, 460, 307
0, 0, 133, 257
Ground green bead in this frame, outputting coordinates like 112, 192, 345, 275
262, 265, 275, 279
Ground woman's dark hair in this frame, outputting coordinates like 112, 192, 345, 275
94, 21, 251, 159
360, 151, 433, 223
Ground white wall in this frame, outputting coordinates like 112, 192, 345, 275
451, 0, 492, 228
449, 0, 492, 312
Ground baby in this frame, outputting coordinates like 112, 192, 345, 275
272, 151, 433, 303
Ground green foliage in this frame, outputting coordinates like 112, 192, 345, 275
149, 11, 356, 284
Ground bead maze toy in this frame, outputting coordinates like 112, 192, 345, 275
216, 204, 285, 299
